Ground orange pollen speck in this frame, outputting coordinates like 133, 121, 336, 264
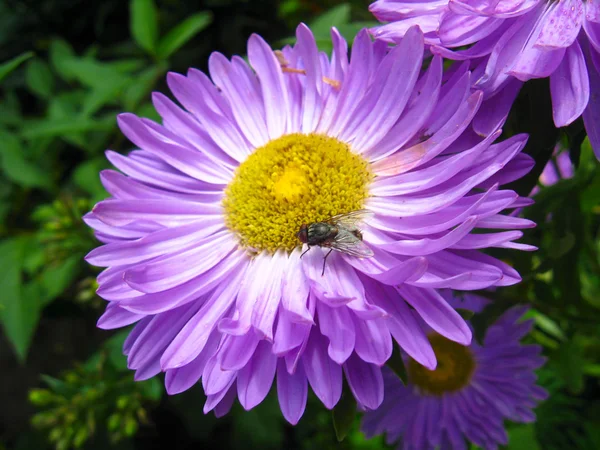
276, 51, 341, 90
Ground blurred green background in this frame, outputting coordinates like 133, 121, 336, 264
0, 0, 599, 449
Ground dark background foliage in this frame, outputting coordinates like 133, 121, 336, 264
0, 1, 599, 449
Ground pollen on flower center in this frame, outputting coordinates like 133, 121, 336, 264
408, 334, 476, 396
223, 133, 371, 252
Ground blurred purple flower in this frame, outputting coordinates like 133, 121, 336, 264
370, 0, 600, 158
362, 299, 548, 450
84, 24, 535, 423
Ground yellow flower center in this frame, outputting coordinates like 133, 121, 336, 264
408, 334, 476, 396
223, 133, 371, 252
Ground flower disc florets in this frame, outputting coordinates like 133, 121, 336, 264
224, 133, 371, 251
408, 333, 475, 396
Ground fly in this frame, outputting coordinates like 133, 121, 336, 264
297, 209, 374, 276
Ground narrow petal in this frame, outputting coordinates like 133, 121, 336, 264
303, 330, 342, 409
316, 302, 356, 364
277, 359, 308, 425
352, 315, 392, 366
398, 285, 472, 345
160, 263, 245, 369
123, 231, 236, 294
281, 248, 313, 323
583, 42, 600, 159
534, 0, 583, 50
117, 114, 232, 184
97, 304, 144, 330
86, 219, 223, 266
550, 40, 590, 127
363, 278, 436, 369
164, 330, 220, 394
343, 353, 384, 410
247, 34, 289, 138
237, 341, 277, 410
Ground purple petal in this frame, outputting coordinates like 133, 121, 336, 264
303, 330, 342, 409
277, 359, 308, 425
207, 52, 269, 148
583, 43, 600, 159
151, 92, 238, 168
474, 79, 523, 136
247, 34, 290, 138
343, 353, 384, 410
363, 278, 436, 369
534, 0, 583, 50
550, 40, 590, 127
123, 230, 236, 294
119, 250, 245, 315
365, 55, 443, 162
165, 330, 220, 395
86, 219, 223, 266
237, 341, 277, 410
202, 355, 237, 396
159, 264, 244, 369
218, 332, 261, 371
92, 198, 221, 228
105, 150, 213, 194
295, 23, 323, 133
251, 250, 285, 340
352, 315, 392, 366
398, 285, 472, 345
281, 249, 313, 324
117, 114, 232, 184
345, 26, 424, 153
97, 303, 144, 329
316, 302, 356, 364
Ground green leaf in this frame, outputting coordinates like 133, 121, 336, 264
40, 374, 72, 396
310, 4, 351, 38
556, 337, 585, 394
528, 310, 566, 341
456, 308, 474, 321
336, 21, 379, 40
507, 424, 541, 450
72, 158, 109, 202
20, 116, 116, 139
130, 0, 159, 54
0, 91, 22, 126
39, 256, 80, 306
104, 329, 130, 371
0, 237, 41, 362
60, 59, 130, 88
49, 39, 76, 81
332, 382, 357, 442
81, 84, 124, 117
138, 377, 163, 402
0, 131, 53, 188
0, 52, 34, 82
123, 64, 166, 111
386, 344, 408, 385
25, 58, 54, 98
156, 12, 213, 59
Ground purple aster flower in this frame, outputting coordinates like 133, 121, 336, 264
370, 0, 600, 158
84, 24, 535, 423
362, 298, 548, 450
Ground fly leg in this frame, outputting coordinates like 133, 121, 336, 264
300, 246, 311, 259
321, 249, 333, 276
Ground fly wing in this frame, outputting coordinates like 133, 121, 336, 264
327, 209, 374, 231
330, 227, 374, 258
